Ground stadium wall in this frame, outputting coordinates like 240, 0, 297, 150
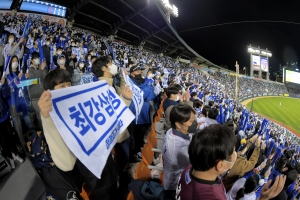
238, 93, 300, 103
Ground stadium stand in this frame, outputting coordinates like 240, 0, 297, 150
0, 0, 298, 200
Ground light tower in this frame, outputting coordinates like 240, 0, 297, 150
247, 45, 272, 81
158, 0, 179, 23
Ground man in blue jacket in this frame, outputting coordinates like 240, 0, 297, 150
129, 65, 155, 156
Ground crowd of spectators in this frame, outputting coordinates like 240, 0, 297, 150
0, 11, 299, 200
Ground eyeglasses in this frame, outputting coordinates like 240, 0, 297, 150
224, 151, 237, 165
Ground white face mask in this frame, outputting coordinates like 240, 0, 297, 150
8, 38, 14, 44
148, 74, 154, 78
12, 62, 18, 69
57, 51, 62, 55
175, 95, 180, 101
79, 63, 84, 68
46, 41, 50, 46
34, 59, 40, 65
59, 59, 66, 66
109, 64, 118, 75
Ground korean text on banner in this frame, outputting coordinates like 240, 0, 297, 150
122, 69, 144, 123
49, 81, 135, 178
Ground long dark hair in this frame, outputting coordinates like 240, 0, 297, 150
8, 55, 19, 76
236, 175, 259, 200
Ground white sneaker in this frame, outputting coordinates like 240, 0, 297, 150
10, 158, 15, 169
15, 155, 24, 163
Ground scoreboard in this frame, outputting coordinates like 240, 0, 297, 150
20, 0, 66, 18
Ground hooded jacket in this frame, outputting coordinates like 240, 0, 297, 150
28, 64, 48, 100
129, 78, 155, 125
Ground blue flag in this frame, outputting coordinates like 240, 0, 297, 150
50, 44, 55, 70
242, 113, 249, 132
2, 55, 11, 77
37, 39, 44, 65
22, 16, 32, 39
21, 54, 28, 73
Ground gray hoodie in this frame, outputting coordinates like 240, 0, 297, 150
28, 64, 48, 100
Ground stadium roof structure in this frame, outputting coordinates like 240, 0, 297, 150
43, 0, 232, 72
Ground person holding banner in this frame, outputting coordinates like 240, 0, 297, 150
38, 68, 118, 200
92, 55, 134, 174
28, 52, 47, 130
129, 65, 155, 155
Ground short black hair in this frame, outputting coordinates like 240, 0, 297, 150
193, 99, 203, 108
92, 56, 112, 78
44, 68, 71, 90
208, 108, 219, 119
166, 86, 179, 98
170, 104, 196, 129
285, 169, 298, 186
31, 52, 40, 59
191, 92, 197, 98
173, 84, 182, 92
188, 124, 236, 171
236, 174, 259, 200
202, 105, 210, 117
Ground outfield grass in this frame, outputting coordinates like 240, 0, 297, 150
245, 97, 300, 134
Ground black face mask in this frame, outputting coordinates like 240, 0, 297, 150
131, 73, 145, 84
135, 74, 143, 80
187, 120, 198, 133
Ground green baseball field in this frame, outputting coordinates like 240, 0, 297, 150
243, 97, 300, 135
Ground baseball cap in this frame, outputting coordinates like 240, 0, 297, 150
58, 54, 66, 60
130, 65, 141, 73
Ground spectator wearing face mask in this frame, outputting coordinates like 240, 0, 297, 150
222, 134, 263, 191
57, 54, 73, 76
29, 37, 39, 55
145, 69, 155, 86
53, 46, 63, 67
71, 59, 86, 86
2, 34, 25, 69
198, 107, 219, 130
56, 30, 68, 49
163, 104, 197, 199
42, 37, 51, 66
92, 55, 134, 175
129, 65, 155, 155
28, 52, 47, 130
5, 55, 34, 129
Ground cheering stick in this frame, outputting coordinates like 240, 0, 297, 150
37, 39, 45, 65
2, 55, 11, 77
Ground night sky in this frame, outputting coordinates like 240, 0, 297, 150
171, 0, 300, 80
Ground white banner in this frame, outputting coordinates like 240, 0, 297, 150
122, 69, 144, 123
49, 81, 134, 178
72, 47, 81, 61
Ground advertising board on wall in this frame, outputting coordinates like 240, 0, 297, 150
252, 55, 260, 71
260, 56, 268, 72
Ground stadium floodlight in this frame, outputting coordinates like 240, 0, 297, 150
160, 0, 179, 18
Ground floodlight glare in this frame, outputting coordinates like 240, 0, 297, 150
172, 5, 178, 16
